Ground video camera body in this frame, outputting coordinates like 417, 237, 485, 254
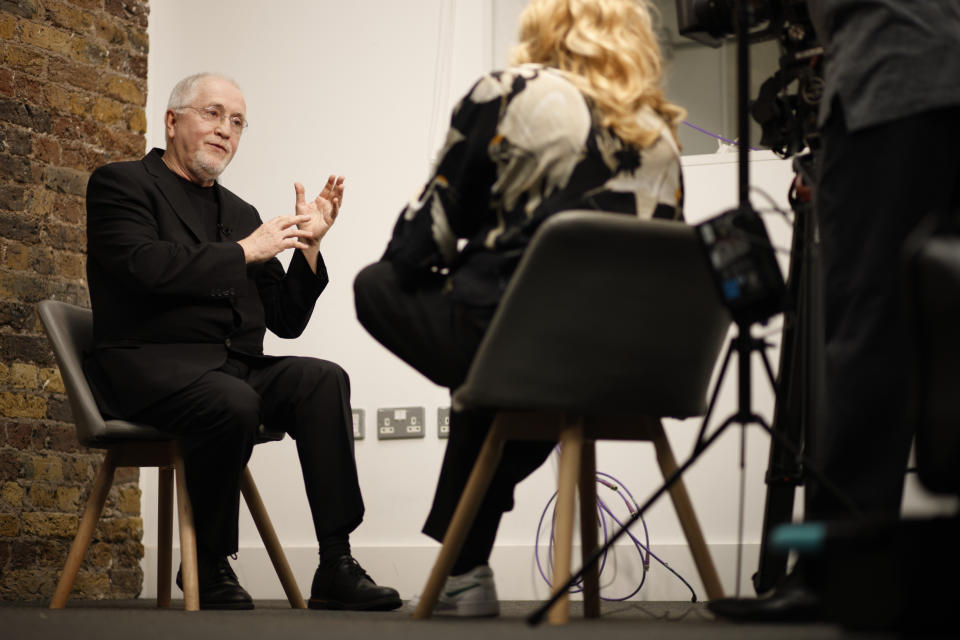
676, 0, 824, 157
676, 2, 821, 324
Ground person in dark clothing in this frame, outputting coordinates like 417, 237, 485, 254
710, 0, 960, 622
85, 72, 400, 611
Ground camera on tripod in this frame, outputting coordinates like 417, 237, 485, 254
676, 1, 822, 325
677, 0, 823, 158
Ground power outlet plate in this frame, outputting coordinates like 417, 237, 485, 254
352, 408, 365, 440
437, 407, 450, 439
376, 407, 425, 440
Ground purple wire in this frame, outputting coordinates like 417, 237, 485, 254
596, 472, 651, 568
682, 120, 763, 151
534, 468, 698, 602
597, 497, 647, 600
599, 502, 697, 602
536, 491, 647, 601
595, 471, 696, 601
536, 493, 610, 594
538, 496, 610, 586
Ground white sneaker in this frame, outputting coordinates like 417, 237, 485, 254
412, 565, 499, 617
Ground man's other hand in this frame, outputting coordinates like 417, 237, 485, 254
237, 214, 315, 264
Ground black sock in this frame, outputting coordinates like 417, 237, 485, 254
450, 532, 493, 576
195, 546, 225, 577
451, 556, 483, 577
450, 509, 500, 576
319, 534, 350, 567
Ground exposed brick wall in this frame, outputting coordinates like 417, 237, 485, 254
1, 0, 149, 601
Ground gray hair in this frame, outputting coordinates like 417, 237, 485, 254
166, 72, 242, 110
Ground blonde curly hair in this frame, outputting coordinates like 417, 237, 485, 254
510, 0, 685, 148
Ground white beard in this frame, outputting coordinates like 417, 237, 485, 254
189, 148, 231, 182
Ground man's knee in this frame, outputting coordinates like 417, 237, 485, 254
197, 382, 261, 438
298, 357, 350, 392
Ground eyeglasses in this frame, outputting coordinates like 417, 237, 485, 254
177, 104, 248, 134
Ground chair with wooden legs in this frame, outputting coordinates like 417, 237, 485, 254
38, 299, 306, 611
412, 212, 732, 624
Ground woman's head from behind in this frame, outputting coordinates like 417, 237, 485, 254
511, 0, 683, 147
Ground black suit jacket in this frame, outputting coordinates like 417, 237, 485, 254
84, 148, 328, 418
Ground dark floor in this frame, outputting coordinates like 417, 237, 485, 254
0, 599, 904, 640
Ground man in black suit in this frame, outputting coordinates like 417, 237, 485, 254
84, 72, 400, 611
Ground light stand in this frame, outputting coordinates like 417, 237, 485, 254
527, 1, 854, 625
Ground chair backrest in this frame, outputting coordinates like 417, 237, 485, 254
454, 211, 731, 418
37, 299, 171, 446
903, 227, 960, 495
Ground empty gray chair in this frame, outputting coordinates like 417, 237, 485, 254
37, 300, 305, 611
412, 211, 731, 624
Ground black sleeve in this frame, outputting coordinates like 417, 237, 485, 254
254, 247, 329, 339
382, 74, 501, 288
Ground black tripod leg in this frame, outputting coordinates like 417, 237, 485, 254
755, 413, 860, 516
694, 338, 735, 449
752, 178, 818, 594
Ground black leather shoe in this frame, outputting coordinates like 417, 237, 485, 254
707, 580, 821, 623
177, 556, 254, 610
308, 556, 401, 611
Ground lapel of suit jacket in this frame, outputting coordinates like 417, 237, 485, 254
215, 183, 248, 242
143, 148, 207, 242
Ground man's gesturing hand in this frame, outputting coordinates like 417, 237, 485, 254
294, 175, 345, 249
237, 214, 314, 264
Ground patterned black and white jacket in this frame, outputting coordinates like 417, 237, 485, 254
384, 63, 683, 307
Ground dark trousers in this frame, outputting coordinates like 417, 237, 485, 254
134, 354, 364, 557
808, 102, 960, 520
354, 261, 554, 565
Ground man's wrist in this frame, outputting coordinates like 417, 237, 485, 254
301, 244, 320, 274
236, 239, 255, 264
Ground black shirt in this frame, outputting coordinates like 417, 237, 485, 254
174, 172, 222, 242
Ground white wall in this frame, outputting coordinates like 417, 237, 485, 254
141, 0, 951, 604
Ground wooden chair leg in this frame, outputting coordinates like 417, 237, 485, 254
50, 450, 118, 609
413, 418, 507, 620
173, 446, 200, 611
548, 418, 584, 625
578, 440, 600, 618
240, 466, 306, 609
157, 465, 174, 608
650, 419, 724, 600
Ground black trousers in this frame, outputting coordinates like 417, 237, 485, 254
134, 353, 364, 557
808, 102, 960, 520
354, 261, 554, 564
